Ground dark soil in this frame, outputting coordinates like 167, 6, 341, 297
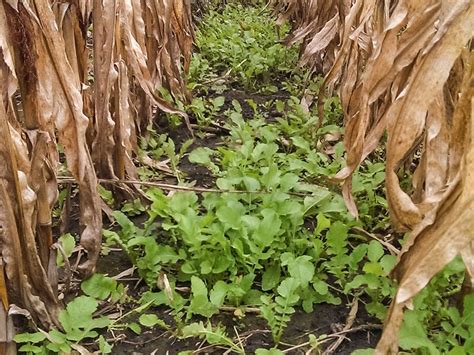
111, 311, 380, 354
96, 251, 380, 354
95, 251, 380, 355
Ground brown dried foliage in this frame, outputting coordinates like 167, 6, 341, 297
275, 0, 473, 352
0, 0, 193, 347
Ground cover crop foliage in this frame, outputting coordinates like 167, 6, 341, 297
0, 0, 472, 354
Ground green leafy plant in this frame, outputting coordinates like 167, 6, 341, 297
81, 273, 127, 303
108, 95, 400, 349
260, 277, 300, 343
14, 296, 111, 354
189, 4, 298, 90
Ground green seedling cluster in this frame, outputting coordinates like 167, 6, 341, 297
189, 4, 297, 91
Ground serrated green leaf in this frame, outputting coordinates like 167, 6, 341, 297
313, 213, 331, 235
59, 296, 98, 333
399, 311, 440, 354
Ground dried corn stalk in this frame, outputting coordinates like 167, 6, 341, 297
275, 0, 474, 352
272, 0, 349, 74
0, 0, 193, 344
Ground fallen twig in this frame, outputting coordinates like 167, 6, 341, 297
219, 305, 261, 314
57, 177, 315, 198
322, 298, 358, 354
351, 227, 400, 255
281, 323, 383, 354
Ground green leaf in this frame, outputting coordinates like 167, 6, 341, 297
81, 274, 117, 300
254, 209, 281, 247
14, 332, 47, 343
260, 164, 280, 189
448, 347, 466, 355
363, 262, 384, 276
59, 296, 99, 333
308, 334, 319, 348
216, 201, 245, 230
243, 176, 261, 191
262, 265, 281, 291
56, 234, 76, 267
463, 294, 474, 325
379, 254, 397, 275
313, 280, 329, 295
181, 321, 232, 347
306, 192, 331, 214
188, 276, 217, 318
291, 136, 310, 151
288, 256, 314, 286
139, 314, 160, 327
48, 329, 67, 344
98, 185, 114, 205
280, 252, 295, 266
216, 177, 241, 190
212, 96, 225, 109
181, 321, 206, 338
210, 281, 228, 307
189, 147, 214, 165
128, 322, 142, 335
99, 335, 113, 354
399, 311, 440, 354
18, 344, 43, 353
277, 277, 300, 302
279, 173, 299, 191
155, 245, 181, 264
275, 100, 285, 112
313, 213, 331, 235
367, 241, 384, 262
326, 221, 348, 254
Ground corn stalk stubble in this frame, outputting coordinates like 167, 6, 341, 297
275, 0, 474, 352
0, 0, 193, 344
